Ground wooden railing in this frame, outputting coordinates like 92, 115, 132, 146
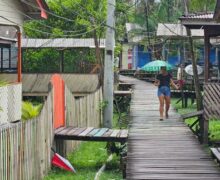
204, 83, 220, 120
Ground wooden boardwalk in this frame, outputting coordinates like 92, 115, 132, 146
121, 76, 220, 180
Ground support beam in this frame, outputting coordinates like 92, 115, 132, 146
103, 0, 115, 128
204, 29, 210, 82
17, 32, 22, 82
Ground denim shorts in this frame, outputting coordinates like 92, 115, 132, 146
157, 86, 171, 97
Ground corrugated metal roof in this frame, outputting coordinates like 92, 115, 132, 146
126, 23, 144, 33
21, 38, 106, 48
157, 23, 204, 37
0, 74, 100, 94
181, 13, 214, 20
0, 36, 16, 43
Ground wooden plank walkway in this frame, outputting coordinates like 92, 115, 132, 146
55, 127, 128, 143
120, 76, 220, 180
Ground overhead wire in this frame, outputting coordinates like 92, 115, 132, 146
0, 0, 105, 34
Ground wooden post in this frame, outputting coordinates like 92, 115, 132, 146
17, 32, 22, 82
202, 28, 210, 143
60, 50, 64, 73
204, 29, 210, 82
103, 0, 115, 128
201, 115, 209, 144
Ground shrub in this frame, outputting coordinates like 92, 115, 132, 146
22, 101, 42, 121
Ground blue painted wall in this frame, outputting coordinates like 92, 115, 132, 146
168, 56, 180, 66
133, 46, 218, 70
133, 45, 152, 69
197, 47, 216, 65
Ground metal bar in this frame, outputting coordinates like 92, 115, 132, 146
9, 47, 11, 69
17, 32, 22, 82
1, 48, 3, 72
204, 29, 210, 82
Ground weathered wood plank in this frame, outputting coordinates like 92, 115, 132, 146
110, 130, 120, 137
87, 128, 100, 136
211, 148, 220, 163
94, 128, 108, 137
79, 127, 94, 136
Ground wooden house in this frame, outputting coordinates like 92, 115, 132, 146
0, 0, 48, 79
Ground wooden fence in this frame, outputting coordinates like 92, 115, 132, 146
0, 84, 103, 179
60, 86, 103, 155
0, 83, 22, 124
0, 90, 53, 180
204, 83, 220, 120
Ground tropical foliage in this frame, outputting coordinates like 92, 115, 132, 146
23, 0, 133, 73
22, 102, 43, 121
0, 81, 8, 87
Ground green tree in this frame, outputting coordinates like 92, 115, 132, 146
189, 0, 216, 12
23, 0, 133, 74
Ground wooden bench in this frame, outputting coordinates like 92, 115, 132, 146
118, 83, 134, 91
114, 90, 132, 97
55, 127, 128, 143
210, 148, 220, 164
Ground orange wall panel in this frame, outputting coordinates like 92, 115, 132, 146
51, 74, 65, 129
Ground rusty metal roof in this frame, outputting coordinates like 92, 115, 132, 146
21, 38, 106, 48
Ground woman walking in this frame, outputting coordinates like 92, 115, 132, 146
154, 66, 179, 121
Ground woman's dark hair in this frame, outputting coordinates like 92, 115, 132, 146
160, 66, 167, 71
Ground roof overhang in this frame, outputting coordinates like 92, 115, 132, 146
21, 0, 49, 19
179, 12, 220, 38
179, 13, 218, 29
20, 38, 106, 49
156, 23, 204, 39
0, 36, 16, 47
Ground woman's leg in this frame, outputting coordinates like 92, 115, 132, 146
158, 95, 165, 120
164, 96, 171, 118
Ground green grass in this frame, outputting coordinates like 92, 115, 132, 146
44, 142, 122, 180
44, 104, 128, 179
171, 98, 220, 141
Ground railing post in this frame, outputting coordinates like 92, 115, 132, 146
199, 115, 209, 144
